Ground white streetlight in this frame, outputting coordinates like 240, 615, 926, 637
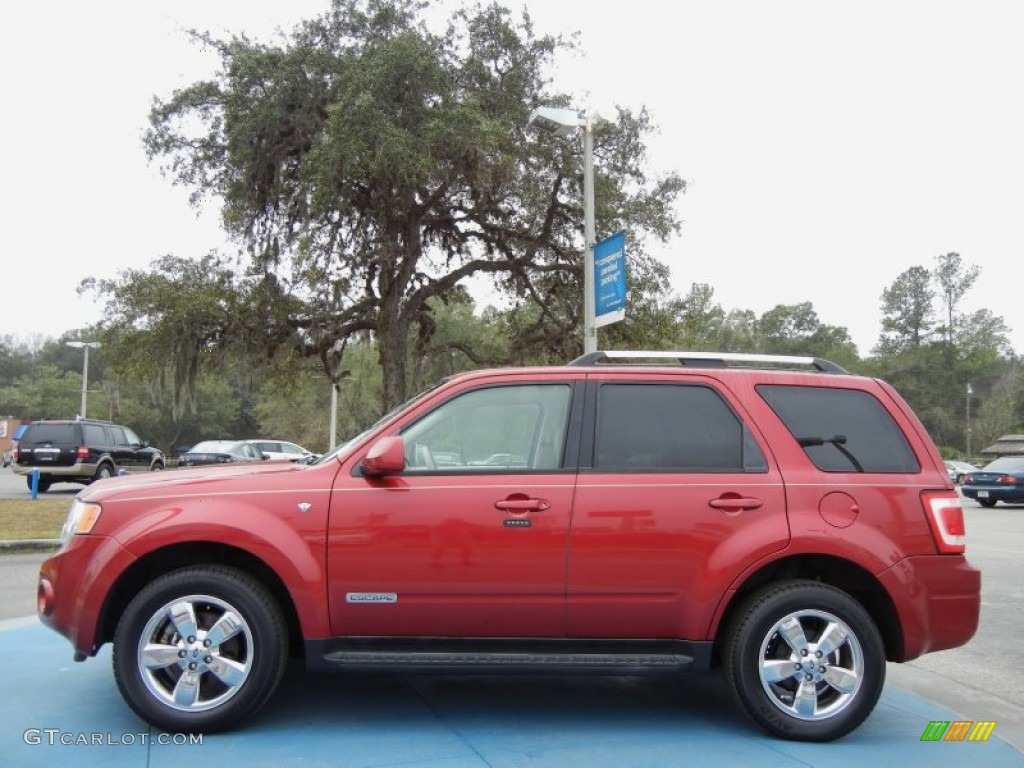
528, 105, 605, 354
66, 341, 101, 419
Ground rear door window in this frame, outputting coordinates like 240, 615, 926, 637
757, 384, 919, 473
592, 383, 766, 472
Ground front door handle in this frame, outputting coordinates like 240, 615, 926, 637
708, 496, 763, 512
495, 498, 550, 513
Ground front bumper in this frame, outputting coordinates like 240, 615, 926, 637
37, 535, 138, 657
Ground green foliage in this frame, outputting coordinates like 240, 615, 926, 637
0, 364, 82, 421
871, 254, 1020, 453
142, 0, 685, 407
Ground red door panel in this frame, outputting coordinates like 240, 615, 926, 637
328, 474, 574, 637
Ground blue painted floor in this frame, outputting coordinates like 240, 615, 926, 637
2, 619, 1020, 767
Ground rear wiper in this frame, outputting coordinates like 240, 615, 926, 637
796, 435, 864, 472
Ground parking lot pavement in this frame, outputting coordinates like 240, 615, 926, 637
2, 620, 1021, 768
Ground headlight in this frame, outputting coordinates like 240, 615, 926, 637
59, 500, 102, 547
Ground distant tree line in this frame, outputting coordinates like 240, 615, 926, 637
1, 249, 1018, 458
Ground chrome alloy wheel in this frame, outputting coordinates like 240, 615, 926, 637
137, 595, 254, 712
757, 609, 864, 721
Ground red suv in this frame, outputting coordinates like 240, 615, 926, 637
37, 351, 980, 741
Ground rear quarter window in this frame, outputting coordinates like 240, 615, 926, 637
757, 384, 919, 473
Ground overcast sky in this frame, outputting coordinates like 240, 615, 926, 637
4, 0, 1023, 357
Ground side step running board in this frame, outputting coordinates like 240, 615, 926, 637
306, 638, 713, 674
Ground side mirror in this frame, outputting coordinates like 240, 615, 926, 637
261, 453, 271, 460
360, 436, 406, 477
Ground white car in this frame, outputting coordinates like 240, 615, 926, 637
241, 439, 318, 463
944, 460, 978, 485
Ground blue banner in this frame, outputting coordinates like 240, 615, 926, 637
593, 231, 626, 327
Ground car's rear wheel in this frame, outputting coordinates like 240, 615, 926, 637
113, 566, 288, 733
979, 499, 997, 508
25, 475, 52, 493
723, 580, 885, 742
92, 463, 115, 482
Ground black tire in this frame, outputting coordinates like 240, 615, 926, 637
93, 463, 116, 483
25, 475, 52, 493
723, 580, 885, 742
151, 461, 164, 471
979, 499, 997, 508
113, 566, 288, 733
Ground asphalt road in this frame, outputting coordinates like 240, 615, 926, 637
2, 465, 1022, 750
0, 465, 83, 499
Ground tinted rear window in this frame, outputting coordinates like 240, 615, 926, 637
758, 385, 919, 473
594, 383, 767, 472
23, 424, 78, 444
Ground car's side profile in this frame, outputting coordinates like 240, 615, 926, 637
37, 352, 979, 742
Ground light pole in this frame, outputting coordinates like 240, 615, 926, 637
528, 106, 604, 354
966, 382, 973, 459
66, 341, 101, 419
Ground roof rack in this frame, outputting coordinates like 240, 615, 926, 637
568, 350, 849, 374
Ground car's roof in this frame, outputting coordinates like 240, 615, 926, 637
444, 351, 858, 382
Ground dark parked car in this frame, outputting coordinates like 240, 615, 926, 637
12, 419, 163, 492
961, 457, 1024, 507
178, 440, 268, 467
37, 351, 979, 742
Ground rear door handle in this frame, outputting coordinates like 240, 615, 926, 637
495, 498, 550, 513
708, 496, 763, 511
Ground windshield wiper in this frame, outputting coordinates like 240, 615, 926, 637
796, 435, 864, 472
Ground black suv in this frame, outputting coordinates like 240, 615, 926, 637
12, 419, 164, 492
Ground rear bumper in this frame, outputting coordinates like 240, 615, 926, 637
962, 487, 1024, 503
14, 462, 98, 479
878, 554, 981, 661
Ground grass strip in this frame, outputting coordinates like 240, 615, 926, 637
0, 498, 69, 540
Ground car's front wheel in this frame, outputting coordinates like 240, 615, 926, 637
113, 566, 288, 733
723, 580, 885, 742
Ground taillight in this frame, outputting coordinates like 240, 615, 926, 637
11, 446, 18, 461
76, 445, 89, 460
997, 475, 1020, 485
922, 491, 966, 554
